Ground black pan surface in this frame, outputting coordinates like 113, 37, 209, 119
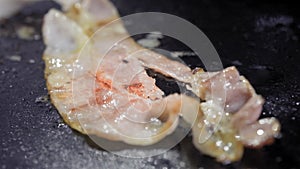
0, 0, 299, 168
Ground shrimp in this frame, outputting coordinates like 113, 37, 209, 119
43, 0, 281, 162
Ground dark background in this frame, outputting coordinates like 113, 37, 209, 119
0, 0, 299, 168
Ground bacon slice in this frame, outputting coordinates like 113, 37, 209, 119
43, 0, 281, 162
42, 1, 194, 146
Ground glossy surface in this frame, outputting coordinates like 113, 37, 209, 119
0, 0, 299, 168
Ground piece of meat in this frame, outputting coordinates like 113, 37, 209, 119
190, 67, 281, 162
43, 0, 281, 163
239, 117, 280, 148
42, 2, 195, 146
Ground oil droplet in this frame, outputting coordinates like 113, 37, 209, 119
6, 55, 22, 62
179, 161, 186, 167
223, 146, 229, 151
28, 59, 35, 64
35, 95, 49, 103
216, 140, 222, 147
257, 129, 264, 136
57, 122, 67, 128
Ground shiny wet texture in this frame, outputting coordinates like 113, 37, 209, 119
0, 0, 299, 168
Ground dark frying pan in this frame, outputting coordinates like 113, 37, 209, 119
0, 0, 299, 168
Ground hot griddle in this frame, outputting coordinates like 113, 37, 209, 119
0, 0, 299, 168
